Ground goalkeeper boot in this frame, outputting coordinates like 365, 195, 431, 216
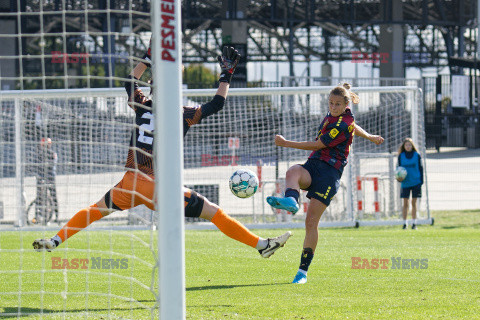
32, 238, 57, 252
266, 196, 299, 215
258, 231, 292, 258
292, 270, 307, 284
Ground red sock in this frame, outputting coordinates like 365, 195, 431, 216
56, 204, 103, 243
211, 208, 259, 248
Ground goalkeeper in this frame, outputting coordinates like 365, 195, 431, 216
33, 44, 291, 259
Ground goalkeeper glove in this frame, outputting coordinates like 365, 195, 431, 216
217, 46, 241, 84
142, 38, 152, 67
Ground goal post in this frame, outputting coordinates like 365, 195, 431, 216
151, 0, 186, 319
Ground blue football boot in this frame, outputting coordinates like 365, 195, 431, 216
266, 196, 299, 215
292, 271, 307, 284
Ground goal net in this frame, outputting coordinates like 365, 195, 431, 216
0, 0, 186, 318
0, 86, 431, 227
183, 86, 430, 226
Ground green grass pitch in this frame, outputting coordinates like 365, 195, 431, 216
0, 211, 479, 319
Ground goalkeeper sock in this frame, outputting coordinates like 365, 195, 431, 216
56, 204, 103, 243
284, 188, 300, 203
211, 208, 259, 248
51, 235, 62, 247
255, 238, 268, 250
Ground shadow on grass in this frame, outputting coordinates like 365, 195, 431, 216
440, 223, 480, 229
188, 304, 234, 308
0, 306, 152, 318
187, 282, 290, 291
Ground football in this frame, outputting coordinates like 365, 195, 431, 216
229, 169, 259, 198
395, 166, 408, 182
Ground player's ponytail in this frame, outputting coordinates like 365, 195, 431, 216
342, 83, 360, 104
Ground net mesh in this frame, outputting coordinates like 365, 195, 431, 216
0, 86, 428, 225
0, 2, 160, 318
0, 87, 427, 318
183, 87, 428, 223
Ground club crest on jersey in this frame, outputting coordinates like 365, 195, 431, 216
329, 128, 339, 138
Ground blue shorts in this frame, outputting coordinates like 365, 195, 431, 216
400, 184, 422, 199
301, 159, 342, 206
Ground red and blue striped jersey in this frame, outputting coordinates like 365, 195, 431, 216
309, 108, 355, 171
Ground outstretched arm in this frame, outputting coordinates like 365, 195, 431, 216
124, 40, 151, 109
354, 124, 384, 145
200, 46, 240, 118
274, 134, 326, 151
215, 82, 230, 99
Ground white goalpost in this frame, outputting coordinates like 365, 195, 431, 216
151, 0, 185, 319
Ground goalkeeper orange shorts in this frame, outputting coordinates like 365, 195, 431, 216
106, 171, 205, 217
108, 171, 155, 210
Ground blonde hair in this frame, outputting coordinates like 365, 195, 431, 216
398, 137, 418, 154
329, 83, 360, 105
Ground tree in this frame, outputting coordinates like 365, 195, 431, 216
183, 64, 217, 89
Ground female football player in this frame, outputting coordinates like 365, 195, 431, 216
266, 83, 384, 283
33, 46, 291, 259
397, 138, 423, 230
